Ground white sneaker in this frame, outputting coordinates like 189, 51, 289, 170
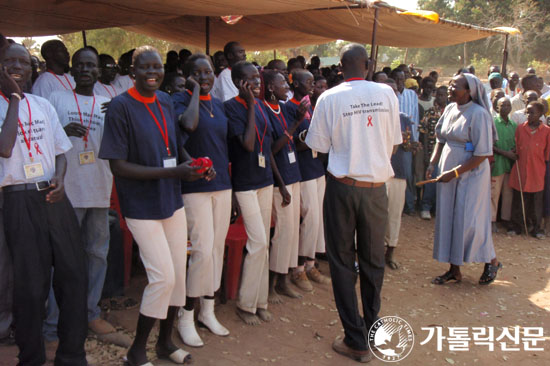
177, 308, 204, 347
420, 210, 431, 220
198, 298, 229, 336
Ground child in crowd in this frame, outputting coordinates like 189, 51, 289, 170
491, 97, 516, 233
508, 100, 550, 238
419, 85, 447, 219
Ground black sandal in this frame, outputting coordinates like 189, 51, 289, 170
432, 271, 461, 285
479, 262, 502, 285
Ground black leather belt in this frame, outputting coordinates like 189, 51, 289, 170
3, 181, 51, 192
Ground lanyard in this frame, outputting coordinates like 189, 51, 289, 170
100, 83, 116, 98
255, 103, 269, 154
144, 99, 171, 156
264, 101, 292, 151
0, 92, 35, 161
72, 91, 96, 149
48, 70, 73, 90
345, 77, 364, 82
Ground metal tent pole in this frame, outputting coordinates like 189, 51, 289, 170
82, 30, 87, 47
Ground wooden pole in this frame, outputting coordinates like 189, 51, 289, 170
501, 34, 509, 79
81, 30, 87, 47
273, 50, 277, 60
205, 16, 210, 55
373, 45, 379, 72
463, 42, 468, 67
367, 7, 379, 81
403, 48, 409, 64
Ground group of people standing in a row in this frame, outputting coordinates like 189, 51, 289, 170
0, 35, 335, 366
0, 32, 544, 366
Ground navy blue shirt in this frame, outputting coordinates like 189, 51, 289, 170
173, 91, 231, 194
224, 96, 274, 192
286, 99, 325, 182
99, 89, 184, 220
391, 113, 416, 179
264, 101, 301, 186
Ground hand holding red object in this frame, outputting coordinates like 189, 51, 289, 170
190, 157, 213, 174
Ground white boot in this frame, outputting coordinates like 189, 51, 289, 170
177, 308, 204, 347
198, 298, 230, 336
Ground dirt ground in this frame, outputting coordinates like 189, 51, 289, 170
0, 214, 549, 366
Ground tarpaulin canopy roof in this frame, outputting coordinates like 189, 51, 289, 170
0, 1, 508, 50
126, 3, 506, 50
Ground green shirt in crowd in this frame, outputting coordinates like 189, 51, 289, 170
492, 115, 517, 177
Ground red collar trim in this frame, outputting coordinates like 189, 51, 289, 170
265, 101, 280, 111
186, 89, 212, 101
235, 95, 250, 109
128, 87, 155, 103
289, 97, 300, 106
345, 77, 365, 82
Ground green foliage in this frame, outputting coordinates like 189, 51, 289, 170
414, 0, 550, 72
469, 55, 491, 76
390, 58, 402, 69
528, 60, 550, 75
58, 28, 201, 61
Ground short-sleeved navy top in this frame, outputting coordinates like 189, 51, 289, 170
286, 99, 325, 182
173, 91, 231, 194
264, 101, 301, 186
99, 88, 184, 220
224, 96, 274, 192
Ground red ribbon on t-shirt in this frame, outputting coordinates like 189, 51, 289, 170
367, 115, 373, 127
47, 70, 73, 90
0, 91, 35, 161
72, 91, 96, 150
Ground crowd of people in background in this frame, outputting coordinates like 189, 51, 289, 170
0, 33, 549, 366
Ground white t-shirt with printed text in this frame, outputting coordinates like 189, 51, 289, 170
93, 81, 123, 99
306, 79, 402, 183
0, 93, 72, 186
49, 91, 112, 208
31, 71, 75, 98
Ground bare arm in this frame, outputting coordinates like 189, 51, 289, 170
437, 155, 488, 183
237, 81, 257, 152
46, 154, 67, 203
270, 152, 290, 207
0, 69, 23, 158
109, 159, 203, 182
178, 80, 200, 133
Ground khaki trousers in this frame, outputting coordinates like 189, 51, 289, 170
235, 185, 273, 313
183, 189, 232, 297
299, 176, 326, 258
384, 177, 406, 248
125, 207, 187, 319
491, 173, 513, 222
270, 182, 300, 273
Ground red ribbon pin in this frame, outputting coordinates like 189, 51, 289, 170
367, 115, 373, 127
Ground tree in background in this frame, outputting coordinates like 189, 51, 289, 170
414, 0, 550, 74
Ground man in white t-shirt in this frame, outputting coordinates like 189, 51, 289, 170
113, 49, 135, 92
47, 48, 130, 347
93, 54, 123, 99
305, 44, 401, 362
211, 41, 246, 101
31, 40, 75, 98
0, 42, 88, 366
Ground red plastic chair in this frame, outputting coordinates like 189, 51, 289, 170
223, 216, 248, 300
110, 184, 134, 286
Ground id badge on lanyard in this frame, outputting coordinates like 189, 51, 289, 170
288, 151, 296, 164
258, 153, 266, 168
24, 162, 45, 179
79, 151, 96, 165
163, 157, 177, 168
